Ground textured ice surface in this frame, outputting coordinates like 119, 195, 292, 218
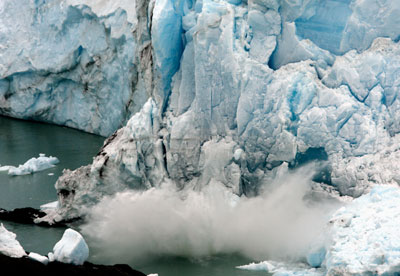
239, 186, 400, 275
52, 228, 89, 265
5, 0, 400, 272
4, 0, 400, 220
0, 153, 59, 175
0, 0, 150, 136
0, 223, 26, 258
323, 185, 400, 274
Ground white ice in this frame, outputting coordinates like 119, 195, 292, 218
324, 185, 400, 274
28, 252, 49, 265
0, 154, 59, 176
0, 223, 26, 258
51, 228, 89, 265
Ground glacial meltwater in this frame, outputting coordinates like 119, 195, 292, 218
0, 116, 269, 276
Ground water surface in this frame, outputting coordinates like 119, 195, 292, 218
0, 116, 104, 209
0, 116, 104, 253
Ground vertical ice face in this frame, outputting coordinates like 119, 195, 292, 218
294, 0, 353, 54
3, 0, 400, 219
0, 0, 151, 136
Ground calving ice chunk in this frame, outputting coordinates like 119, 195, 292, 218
0, 153, 59, 176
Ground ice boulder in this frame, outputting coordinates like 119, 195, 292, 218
52, 228, 89, 265
0, 223, 26, 258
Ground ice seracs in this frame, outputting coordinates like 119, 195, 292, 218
0, 223, 26, 258
0, 153, 59, 176
51, 228, 89, 265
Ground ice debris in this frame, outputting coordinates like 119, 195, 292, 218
28, 252, 49, 265
237, 260, 323, 276
240, 185, 400, 275
0, 154, 59, 176
52, 228, 89, 265
324, 185, 400, 274
0, 223, 26, 258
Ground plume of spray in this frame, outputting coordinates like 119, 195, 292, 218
80, 164, 341, 265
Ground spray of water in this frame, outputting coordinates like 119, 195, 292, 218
81, 165, 340, 265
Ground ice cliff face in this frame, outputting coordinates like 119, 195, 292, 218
2, 0, 400, 218
0, 0, 152, 136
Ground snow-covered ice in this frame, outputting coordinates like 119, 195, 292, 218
0, 223, 26, 258
52, 228, 89, 265
0, 154, 59, 176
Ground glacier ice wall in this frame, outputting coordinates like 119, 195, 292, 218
3, 0, 400, 219
0, 0, 152, 136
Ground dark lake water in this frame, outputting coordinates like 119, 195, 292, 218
0, 116, 270, 276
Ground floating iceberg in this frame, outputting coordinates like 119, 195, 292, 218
0, 154, 59, 176
51, 228, 89, 265
0, 223, 26, 258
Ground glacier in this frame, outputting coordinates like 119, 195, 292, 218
14, 0, 398, 221
2, 0, 400, 274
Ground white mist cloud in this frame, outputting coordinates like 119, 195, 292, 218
81, 165, 340, 265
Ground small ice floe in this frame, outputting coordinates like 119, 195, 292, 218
0, 223, 26, 258
237, 260, 323, 275
49, 228, 89, 265
0, 153, 59, 176
28, 252, 49, 265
